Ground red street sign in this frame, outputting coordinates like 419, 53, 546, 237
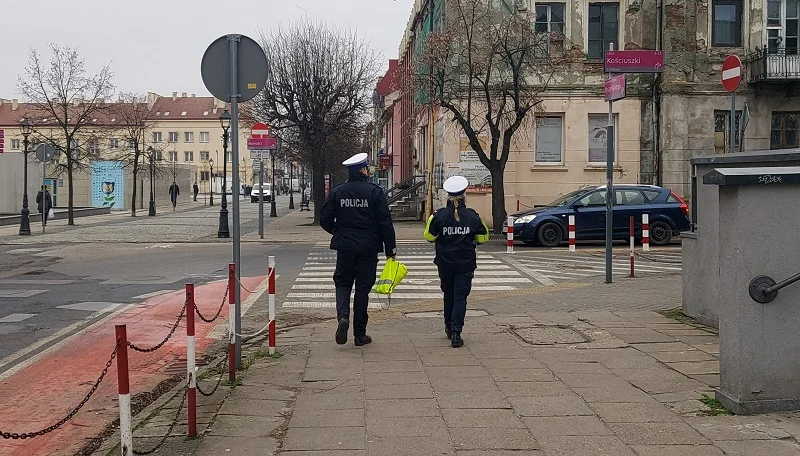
379, 155, 392, 168
721, 55, 742, 92
251, 122, 270, 138
604, 74, 627, 101
604, 50, 664, 73
247, 137, 277, 150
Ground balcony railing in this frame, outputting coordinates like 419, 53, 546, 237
749, 48, 800, 82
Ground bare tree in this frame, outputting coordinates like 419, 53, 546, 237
253, 20, 381, 224
109, 93, 159, 216
18, 44, 115, 225
417, 0, 572, 232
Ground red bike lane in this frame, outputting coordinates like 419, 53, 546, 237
0, 276, 265, 456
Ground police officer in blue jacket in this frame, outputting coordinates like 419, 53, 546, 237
321, 153, 397, 346
424, 176, 489, 348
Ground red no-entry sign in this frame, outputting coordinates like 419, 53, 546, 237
721, 55, 742, 92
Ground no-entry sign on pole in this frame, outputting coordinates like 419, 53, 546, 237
722, 55, 742, 92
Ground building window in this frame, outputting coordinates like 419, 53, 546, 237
152, 132, 162, 143
185, 132, 194, 143
200, 132, 210, 143
184, 151, 194, 162
109, 138, 119, 149
128, 140, 136, 149
588, 2, 619, 59
712, 0, 742, 47
766, 0, 799, 54
155, 151, 164, 161
11, 139, 20, 150
88, 140, 101, 156
169, 151, 178, 162
714, 110, 742, 153
200, 151, 210, 161
535, 3, 565, 35
168, 131, 178, 143
200, 171, 210, 181
588, 114, 617, 163
535, 116, 564, 163
770, 112, 799, 149
225, 151, 232, 162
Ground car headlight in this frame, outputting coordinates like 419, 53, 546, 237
515, 214, 536, 224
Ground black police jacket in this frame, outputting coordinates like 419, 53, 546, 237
320, 173, 397, 257
424, 201, 489, 271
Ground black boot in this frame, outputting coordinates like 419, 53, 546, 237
354, 334, 372, 346
451, 331, 463, 348
335, 318, 349, 345
445, 327, 452, 339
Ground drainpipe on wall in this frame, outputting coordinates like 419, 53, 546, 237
652, 0, 664, 186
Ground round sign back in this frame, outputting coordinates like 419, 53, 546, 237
201, 34, 268, 102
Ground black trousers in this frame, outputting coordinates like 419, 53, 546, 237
438, 268, 474, 333
333, 251, 378, 337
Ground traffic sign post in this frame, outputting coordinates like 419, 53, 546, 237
247, 122, 277, 239
721, 55, 742, 155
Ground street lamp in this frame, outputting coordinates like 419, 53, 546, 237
147, 146, 157, 216
218, 109, 231, 238
18, 118, 33, 235
209, 158, 214, 206
289, 161, 295, 210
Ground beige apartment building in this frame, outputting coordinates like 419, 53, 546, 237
0, 92, 258, 212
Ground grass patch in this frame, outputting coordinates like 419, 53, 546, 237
225, 377, 243, 388
659, 307, 697, 325
699, 394, 733, 416
266, 351, 283, 359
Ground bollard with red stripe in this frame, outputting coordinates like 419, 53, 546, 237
228, 263, 236, 381
642, 214, 650, 252
186, 284, 197, 438
629, 216, 635, 278
115, 324, 133, 454
268, 256, 277, 356
568, 215, 576, 252
507, 216, 514, 254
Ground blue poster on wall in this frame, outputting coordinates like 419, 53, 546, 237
91, 161, 125, 210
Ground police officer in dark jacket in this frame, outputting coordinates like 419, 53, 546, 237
424, 176, 489, 347
321, 153, 397, 346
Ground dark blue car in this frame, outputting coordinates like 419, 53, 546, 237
504, 184, 690, 247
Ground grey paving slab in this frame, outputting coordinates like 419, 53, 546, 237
366, 416, 449, 438
572, 386, 658, 403
589, 402, 684, 423
555, 373, 633, 389
294, 392, 365, 410
632, 342, 700, 353
537, 435, 636, 456
429, 376, 499, 392
497, 381, 574, 397
365, 399, 440, 418
665, 361, 720, 375
544, 361, 615, 375
605, 327, 678, 343
629, 445, 725, 456
280, 452, 366, 456
365, 436, 454, 456
650, 350, 718, 363
508, 396, 594, 417
684, 416, 792, 441
282, 426, 366, 451
363, 370, 429, 385
290, 408, 365, 428
715, 440, 800, 456
364, 383, 434, 399
489, 368, 558, 382
449, 428, 539, 451
419, 354, 482, 366
522, 416, 614, 437
217, 398, 287, 417
205, 414, 281, 437
454, 451, 544, 456
425, 365, 491, 378
607, 422, 710, 445
479, 357, 546, 369
442, 408, 525, 428
362, 360, 424, 373
435, 390, 511, 409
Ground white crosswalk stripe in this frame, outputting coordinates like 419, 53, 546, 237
284, 243, 530, 309
509, 251, 683, 284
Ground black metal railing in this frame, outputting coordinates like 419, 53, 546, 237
386, 175, 426, 205
749, 271, 800, 303
748, 48, 800, 82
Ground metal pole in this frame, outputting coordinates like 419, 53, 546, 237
605, 43, 615, 284
218, 136, 230, 238
19, 138, 31, 235
270, 150, 277, 217
42, 160, 46, 233
228, 34, 242, 368
289, 163, 295, 209
730, 92, 736, 155
259, 158, 264, 239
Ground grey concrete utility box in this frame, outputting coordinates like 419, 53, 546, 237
703, 166, 800, 414
683, 150, 800, 328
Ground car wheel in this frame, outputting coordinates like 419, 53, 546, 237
649, 221, 673, 246
537, 222, 563, 248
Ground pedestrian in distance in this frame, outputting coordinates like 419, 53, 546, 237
36, 185, 53, 226
169, 181, 180, 210
424, 175, 489, 348
193, 182, 199, 201
321, 152, 397, 347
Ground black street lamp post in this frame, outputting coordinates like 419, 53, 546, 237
209, 159, 214, 206
218, 110, 231, 238
289, 161, 295, 209
18, 119, 33, 235
148, 147, 157, 216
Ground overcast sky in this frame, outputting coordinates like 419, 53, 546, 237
1, 0, 413, 99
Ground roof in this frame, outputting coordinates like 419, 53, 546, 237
690, 149, 800, 165
376, 60, 400, 97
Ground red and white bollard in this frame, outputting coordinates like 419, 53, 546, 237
186, 284, 197, 438
642, 214, 650, 252
568, 215, 576, 252
516, 199, 520, 212
115, 324, 133, 455
268, 256, 277, 356
506, 216, 514, 254
629, 216, 635, 278
228, 263, 236, 382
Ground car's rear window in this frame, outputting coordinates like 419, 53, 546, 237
666, 194, 680, 204
642, 189, 661, 202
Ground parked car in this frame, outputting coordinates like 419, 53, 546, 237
250, 183, 272, 203
504, 184, 690, 247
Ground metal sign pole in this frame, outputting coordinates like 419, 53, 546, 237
730, 92, 736, 155
42, 160, 46, 233
605, 43, 615, 284
259, 157, 264, 239
228, 34, 242, 368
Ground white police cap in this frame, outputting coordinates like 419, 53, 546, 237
443, 175, 469, 196
342, 153, 369, 169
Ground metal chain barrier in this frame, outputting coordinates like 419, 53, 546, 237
132, 382, 188, 455
128, 300, 187, 353
195, 285, 228, 324
232, 321, 272, 340
197, 359, 227, 397
234, 273, 260, 294
0, 340, 120, 440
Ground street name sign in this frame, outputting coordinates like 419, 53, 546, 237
604, 50, 664, 73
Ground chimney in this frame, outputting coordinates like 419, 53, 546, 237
12, 99, 18, 110
172, 92, 178, 101
182, 92, 187, 98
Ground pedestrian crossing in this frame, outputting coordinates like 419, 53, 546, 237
284, 242, 533, 309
